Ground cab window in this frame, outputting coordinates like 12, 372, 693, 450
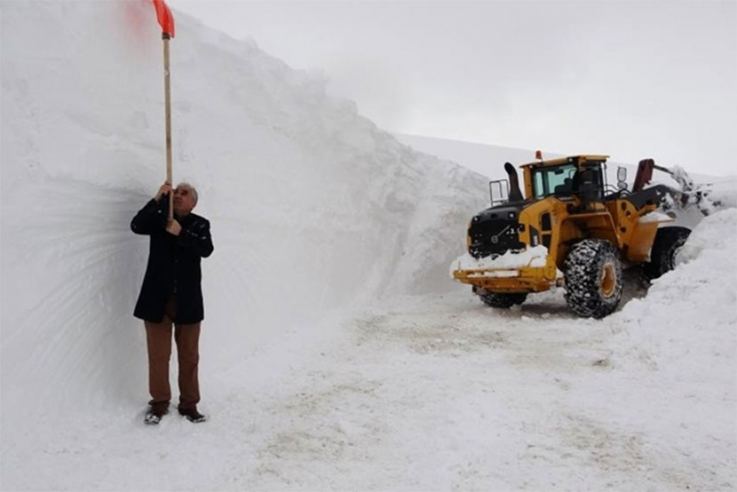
531, 163, 577, 198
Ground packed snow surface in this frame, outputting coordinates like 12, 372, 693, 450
2, 2, 736, 491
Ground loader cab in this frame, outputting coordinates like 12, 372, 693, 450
522, 155, 608, 206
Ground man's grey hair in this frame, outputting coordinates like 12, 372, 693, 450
176, 182, 198, 206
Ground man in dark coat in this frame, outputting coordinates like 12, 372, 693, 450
131, 181, 214, 424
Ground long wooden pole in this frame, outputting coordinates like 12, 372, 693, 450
163, 33, 173, 220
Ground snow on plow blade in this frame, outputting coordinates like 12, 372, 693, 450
452, 265, 561, 293
450, 246, 562, 293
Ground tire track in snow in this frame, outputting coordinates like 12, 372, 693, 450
2, 290, 732, 490
234, 291, 731, 491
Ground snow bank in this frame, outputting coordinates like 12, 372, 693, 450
595, 209, 737, 482
609, 208, 737, 377
0, 1, 488, 444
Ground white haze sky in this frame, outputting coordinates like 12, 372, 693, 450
173, 0, 737, 176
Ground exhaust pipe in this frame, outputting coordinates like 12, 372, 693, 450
504, 162, 524, 202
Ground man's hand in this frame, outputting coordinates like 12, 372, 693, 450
155, 182, 173, 202
166, 218, 182, 236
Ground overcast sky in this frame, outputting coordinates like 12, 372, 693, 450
173, 0, 736, 176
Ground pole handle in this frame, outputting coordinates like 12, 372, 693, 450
163, 37, 173, 220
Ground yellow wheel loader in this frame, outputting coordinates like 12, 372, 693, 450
451, 154, 702, 318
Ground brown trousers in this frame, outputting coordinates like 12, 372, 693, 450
144, 297, 201, 411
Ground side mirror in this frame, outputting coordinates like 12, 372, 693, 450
617, 166, 628, 191
617, 166, 627, 181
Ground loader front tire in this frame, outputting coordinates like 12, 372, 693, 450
479, 292, 528, 309
564, 239, 623, 319
642, 227, 690, 281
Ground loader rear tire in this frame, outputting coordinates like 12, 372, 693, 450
479, 292, 528, 309
564, 239, 623, 319
642, 227, 690, 281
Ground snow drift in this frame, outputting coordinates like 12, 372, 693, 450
0, 1, 487, 442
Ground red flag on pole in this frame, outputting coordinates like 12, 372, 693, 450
152, 0, 175, 38
151, 0, 176, 218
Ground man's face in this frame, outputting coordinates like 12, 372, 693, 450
173, 185, 196, 216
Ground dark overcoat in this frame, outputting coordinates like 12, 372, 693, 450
131, 197, 214, 324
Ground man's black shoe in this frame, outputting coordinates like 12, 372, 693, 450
144, 406, 168, 425
178, 407, 207, 423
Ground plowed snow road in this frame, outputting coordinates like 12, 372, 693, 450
5, 288, 733, 491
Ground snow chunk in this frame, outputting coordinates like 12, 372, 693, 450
670, 165, 697, 191
693, 178, 737, 214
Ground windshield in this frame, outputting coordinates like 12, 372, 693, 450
531, 163, 577, 198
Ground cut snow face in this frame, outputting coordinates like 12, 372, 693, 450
0, 0, 487, 442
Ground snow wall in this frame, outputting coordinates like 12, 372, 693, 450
0, 1, 489, 435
